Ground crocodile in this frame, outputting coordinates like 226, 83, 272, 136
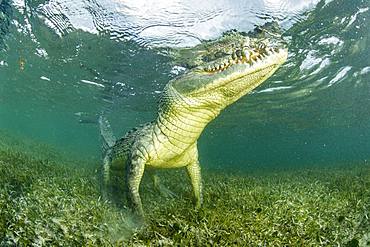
99, 29, 288, 216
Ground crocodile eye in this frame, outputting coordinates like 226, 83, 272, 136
201, 54, 214, 62
214, 51, 227, 58
202, 50, 229, 62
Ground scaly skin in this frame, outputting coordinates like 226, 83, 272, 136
101, 30, 288, 216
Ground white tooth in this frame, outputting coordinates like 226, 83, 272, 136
243, 51, 250, 60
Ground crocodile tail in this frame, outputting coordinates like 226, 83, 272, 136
98, 115, 116, 154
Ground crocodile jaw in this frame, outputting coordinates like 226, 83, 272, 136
214, 48, 288, 106
171, 47, 288, 110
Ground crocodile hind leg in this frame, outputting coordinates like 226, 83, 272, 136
125, 157, 146, 216
186, 160, 203, 209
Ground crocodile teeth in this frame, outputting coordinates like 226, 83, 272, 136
243, 50, 250, 60
203, 44, 279, 73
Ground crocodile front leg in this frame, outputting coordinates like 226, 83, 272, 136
125, 155, 146, 216
186, 160, 203, 208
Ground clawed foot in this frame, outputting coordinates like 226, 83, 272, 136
157, 184, 177, 199
151, 173, 177, 198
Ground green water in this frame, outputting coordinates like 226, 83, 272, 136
1, 0, 370, 169
1, 0, 370, 245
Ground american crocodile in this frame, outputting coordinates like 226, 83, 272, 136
99, 29, 288, 216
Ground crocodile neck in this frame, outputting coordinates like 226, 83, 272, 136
154, 84, 221, 153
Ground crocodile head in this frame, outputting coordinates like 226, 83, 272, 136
169, 30, 288, 111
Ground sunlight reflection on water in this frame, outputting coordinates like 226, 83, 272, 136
32, 0, 320, 47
